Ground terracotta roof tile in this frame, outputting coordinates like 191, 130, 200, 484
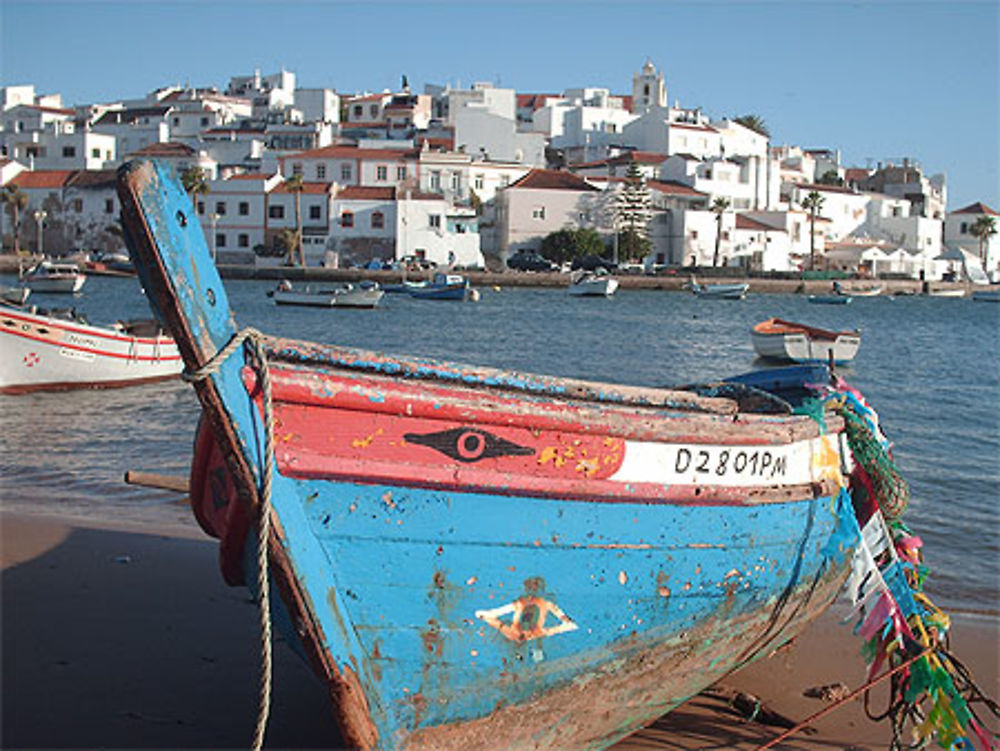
952, 201, 998, 216
270, 181, 332, 195
647, 179, 707, 197
129, 142, 197, 157
24, 104, 76, 116
735, 214, 786, 232
669, 121, 717, 133
9, 170, 76, 189
797, 182, 859, 195
336, 186, 396, 200
286, 145, 418, 160
508, 169, 600, 192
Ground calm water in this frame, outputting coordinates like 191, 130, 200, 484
2, 274, 998, 613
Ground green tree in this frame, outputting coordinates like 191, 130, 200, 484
180, 166, 209, 217
540, 227, 603, 265
274, 228, 299, 261
284, 174, 306, 266
817, 169, 844, 186
732, 114, 770, 138
613, 162, 653, 263
969, 215, 997, 266
801, 191, 825, 270
710, 196, 731, 267
1, 185, 29, 255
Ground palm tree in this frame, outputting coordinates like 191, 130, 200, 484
1, 185, 29, 255
969, 215, 997, 266
284, 174, 305, 266
801, 191, 825, 270
733, 114, 770, 138
710, 196, 731, 267
180, 166, 209, 215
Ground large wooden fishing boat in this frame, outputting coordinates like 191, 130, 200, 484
117, 159, 862, 750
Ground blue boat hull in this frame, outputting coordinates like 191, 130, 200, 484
249, 474, 851, 748
118, 159, 859, 750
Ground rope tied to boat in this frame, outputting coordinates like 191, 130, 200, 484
183, 328, 274, 751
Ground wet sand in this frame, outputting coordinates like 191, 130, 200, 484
3, 511, 997, 750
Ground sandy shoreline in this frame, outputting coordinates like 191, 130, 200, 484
3, 510, 997, 750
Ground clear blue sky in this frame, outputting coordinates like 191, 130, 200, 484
2, 0, 997, 209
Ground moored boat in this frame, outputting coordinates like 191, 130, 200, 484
0, 283, 30, 305
22, 260, 87, 293
0, 301, 182, 394
834, 281, 881, 297
971, 288, 1000, 303
751, 317, 861, 365
808, 294, 852, 305
270, 280, 384, 308
568, 269, 619, 297
687, 275, 748, 299
926, 287, 966, 298
408, 272, 473, 301
118, 160, 872, 751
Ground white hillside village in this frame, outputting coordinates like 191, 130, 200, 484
1, 61, 997, 282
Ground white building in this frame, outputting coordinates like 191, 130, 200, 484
790, 183, 871, 241
266, 179, 335, 264
493, 168, 607, 259
280, 143, 420, 188
200, 172, 283, 262
293, 88, 340, 124
944, 202, 1000, 281
453, 108, 546, 167
90, 105, 172, 159
732, 213, 793, 271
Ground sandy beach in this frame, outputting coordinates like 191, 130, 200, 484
3, 510, 997, 750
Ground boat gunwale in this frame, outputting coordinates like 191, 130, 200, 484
752, 317, 858, 342
251, 360, 840, 444
260, 334, 762, 418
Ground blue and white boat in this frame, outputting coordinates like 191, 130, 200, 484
117, 160, 867, 751
407, 272, 473, 301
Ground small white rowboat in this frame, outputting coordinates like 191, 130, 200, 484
751, 317, 861, 365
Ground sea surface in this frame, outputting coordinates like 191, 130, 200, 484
2, 274, 998, 614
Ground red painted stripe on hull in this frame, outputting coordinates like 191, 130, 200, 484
0, 372, 179, 395
256, 384, 825, 507
249, 366, 814, 445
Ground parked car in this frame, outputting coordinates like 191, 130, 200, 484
507, 251, 557, 272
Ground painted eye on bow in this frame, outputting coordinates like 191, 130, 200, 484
403, 428, 535, 463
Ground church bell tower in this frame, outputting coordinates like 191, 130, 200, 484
631, 58, 667, 114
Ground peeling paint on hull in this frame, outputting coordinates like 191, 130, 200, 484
119, 159, 859, 751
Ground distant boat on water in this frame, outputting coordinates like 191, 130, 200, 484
751, 317, 861, 365
0, 301, 182, 394
568, 269, 618, 297
807, 294, 852, 305
270, 280, 384, 308
22, 260, 86, 294
833, 280, 881, 297
407, 272, 474, 301
926, 287, 966, 298
971, 288, 1000, 303
687, 275, 748, 300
